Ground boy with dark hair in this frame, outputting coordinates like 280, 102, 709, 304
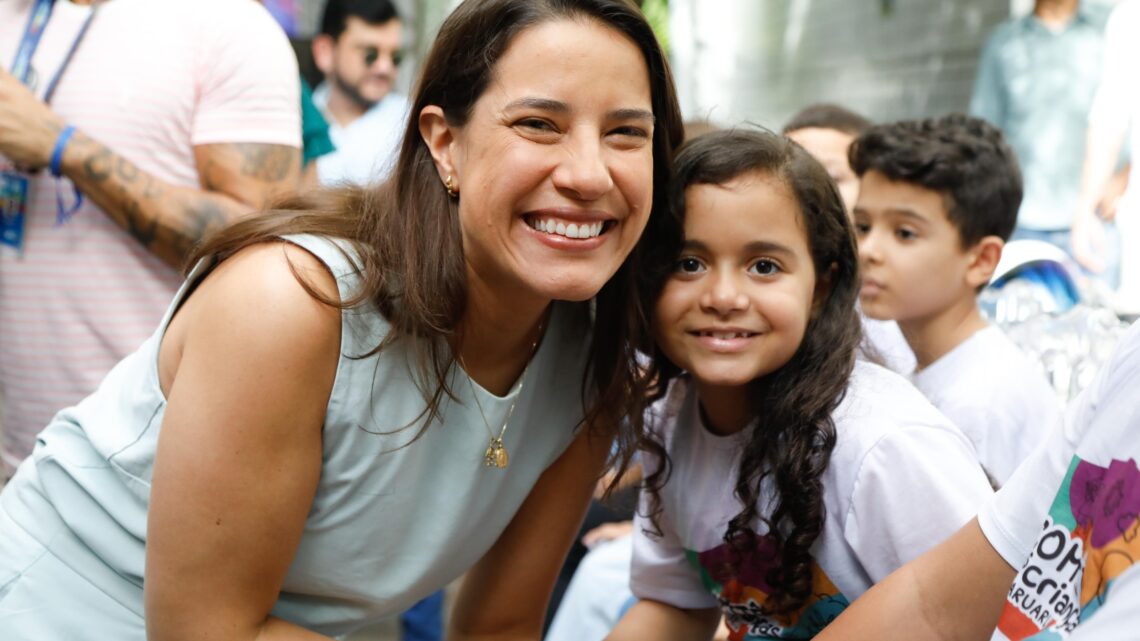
849, 113, 1060, 486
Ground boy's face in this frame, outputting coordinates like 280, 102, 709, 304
786, 127, 859, 216
853, 170, 979, 324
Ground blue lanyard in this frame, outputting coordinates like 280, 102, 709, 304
10, 0, 100, 104
11, 0, 53, 85
8, 0, 101, 227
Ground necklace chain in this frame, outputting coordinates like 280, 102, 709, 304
459, 314, 547, 469
468, 377, 521, 468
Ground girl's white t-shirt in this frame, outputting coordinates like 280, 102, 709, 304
632, 361, 993, 638
980, 321, 1140, 640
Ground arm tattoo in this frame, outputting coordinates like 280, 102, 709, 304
175, 198, 229, 257
235, 143, 295, 182
123, 197, 158, 247
115, 156, 140, 184
63, 131, 295, 267
83, 146, 114, 183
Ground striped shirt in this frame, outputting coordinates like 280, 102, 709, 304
0, 0, 301, 475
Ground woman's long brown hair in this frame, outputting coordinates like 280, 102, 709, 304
190, 0, 683, 443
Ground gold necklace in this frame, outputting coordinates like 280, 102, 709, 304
460, 315, 547, 469
467, 374, 523, 469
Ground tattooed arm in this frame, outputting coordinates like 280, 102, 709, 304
59, 131, 300, 268
0, 67, 300, 269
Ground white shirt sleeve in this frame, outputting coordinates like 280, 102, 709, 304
1088, 1, 1139, 134
629, 488, 719, 610
843, 424, 993, 582
975, 403, 1079, 570
629, 442, 715, 611
978, 322, 1140, 571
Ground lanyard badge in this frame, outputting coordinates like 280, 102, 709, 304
0, 171, 30, 251
1, 0, 54, 252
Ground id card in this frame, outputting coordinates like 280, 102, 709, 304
0, 170, 30, 251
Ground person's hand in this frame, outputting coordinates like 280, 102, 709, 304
581, 520, 633, 548
0, 67, 65, 170
1071, 209, 1107, 273
1098, 166, 1130, 222
712, 616, 732, 641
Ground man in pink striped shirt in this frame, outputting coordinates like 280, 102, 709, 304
0, 0, 303, 478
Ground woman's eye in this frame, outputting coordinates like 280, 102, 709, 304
675, 257, 703, 273
516, 118, 556, 133
750, 259, 781, 276
609, 126, 649, 139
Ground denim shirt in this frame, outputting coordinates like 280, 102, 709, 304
969, 5, 1110, 231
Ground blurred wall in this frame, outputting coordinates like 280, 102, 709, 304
670, 0, 1126, 130
669, 0, 1009, 129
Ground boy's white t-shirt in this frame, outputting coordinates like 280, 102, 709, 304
979, 321, 1140, 640
860, 316, 916, 374
913, 325, 1061, 486
631, 361, 993, 638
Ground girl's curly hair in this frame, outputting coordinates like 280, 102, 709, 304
628, 128, 862, 615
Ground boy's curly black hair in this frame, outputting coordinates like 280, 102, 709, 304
849, 113, 1023, 246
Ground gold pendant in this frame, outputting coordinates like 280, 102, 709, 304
484, 438, 509, 469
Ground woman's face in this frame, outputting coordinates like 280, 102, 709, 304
445, 18, 655, 304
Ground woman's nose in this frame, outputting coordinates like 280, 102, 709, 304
552, 134, 614, 202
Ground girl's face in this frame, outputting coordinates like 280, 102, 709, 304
442, 17, 656, 306
654, 171, 820, 396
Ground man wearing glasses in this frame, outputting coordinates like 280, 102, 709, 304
311, 0, 410, 186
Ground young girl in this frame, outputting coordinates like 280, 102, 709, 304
606, 130, 994, 640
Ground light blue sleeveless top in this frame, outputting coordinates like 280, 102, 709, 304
0, 235, 590, 639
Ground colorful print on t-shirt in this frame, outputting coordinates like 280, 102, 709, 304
998, 455, 1140, 640
686, 533, 849, 640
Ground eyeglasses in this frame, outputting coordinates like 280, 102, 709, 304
361, 45, 404, 68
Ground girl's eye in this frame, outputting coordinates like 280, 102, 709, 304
853, 222, 871, 236
896, 227, 918, 241
750, 259, 781, 276
674, 257, 704, 274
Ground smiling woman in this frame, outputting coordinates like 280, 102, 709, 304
0, 1, 683, 640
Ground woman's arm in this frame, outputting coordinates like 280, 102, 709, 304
817, 518, 1015, 641
606, 600, 721, 641
448, 428, 613, 640
145, 242, 342, 641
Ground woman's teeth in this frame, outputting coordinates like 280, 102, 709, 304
529, 218, 605, 239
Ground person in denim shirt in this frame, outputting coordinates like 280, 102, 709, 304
969, 0, 1120, 286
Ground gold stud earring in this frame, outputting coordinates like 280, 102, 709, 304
444, 175, 458, 198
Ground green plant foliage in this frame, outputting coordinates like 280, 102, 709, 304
641, 0, 670, 52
